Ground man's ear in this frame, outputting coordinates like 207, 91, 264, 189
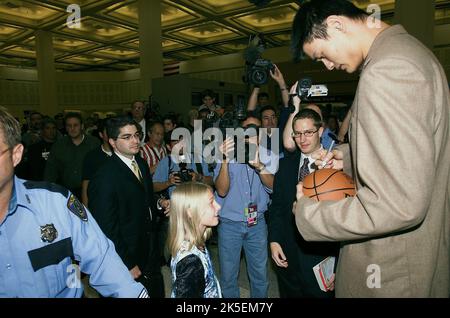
109, 138, 117, 151
326, 15, 346, 33
12, 144, 24, 168
318, 126, 324, 139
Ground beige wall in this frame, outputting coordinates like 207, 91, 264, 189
1, 22, 449, 120
0, 67, 141, 119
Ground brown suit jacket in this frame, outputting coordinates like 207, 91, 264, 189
295, 25, 450, 297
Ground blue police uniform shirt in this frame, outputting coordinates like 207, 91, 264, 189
213, 146, 279, 222
153, 154, 212, 198
0, 176, 148, 298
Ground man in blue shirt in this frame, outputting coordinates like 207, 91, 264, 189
153, 136, 213, 198
214, 116, 279, 298
0, 107, 147, 298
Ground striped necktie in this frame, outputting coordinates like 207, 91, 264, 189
298, 158, 310, 182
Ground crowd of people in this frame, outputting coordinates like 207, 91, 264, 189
0, 0, 448, 298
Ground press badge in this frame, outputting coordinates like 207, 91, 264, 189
245, 203, 258, 227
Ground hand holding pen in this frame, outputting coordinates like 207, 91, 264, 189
313, 140, 344, 170
321, 140, 335, 168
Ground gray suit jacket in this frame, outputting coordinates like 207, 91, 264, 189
295, 25, 450, 297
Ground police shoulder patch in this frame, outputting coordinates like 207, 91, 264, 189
67, 194, 88, 222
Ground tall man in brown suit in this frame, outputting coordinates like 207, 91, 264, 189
291, 0, 449, 297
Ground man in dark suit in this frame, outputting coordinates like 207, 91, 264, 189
88, 116, 168, 298
268, 108, 338, 298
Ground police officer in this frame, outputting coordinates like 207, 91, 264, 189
0, 107, 148, 298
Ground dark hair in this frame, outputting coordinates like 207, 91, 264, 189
240, 114, 261, 127
96, 118, 107, 134
291, 0, 368, 61
201, 89, 215, 100
41, 117, 56, 128
259, 105, 277, 118
147, 121, 163, 135
293, 108, 322, 129
29, 111, 42, 119
257, 92, 269, 100
54, 112, 64, 120
0, 106, 21, 148
162, 114, 176, 125
64, 112, 83, 125
131, 100, 145, 109
107, 116, 141, 140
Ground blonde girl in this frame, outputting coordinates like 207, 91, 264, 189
168, 182, 222, 298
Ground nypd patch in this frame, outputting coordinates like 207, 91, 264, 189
67, 194, 88, 221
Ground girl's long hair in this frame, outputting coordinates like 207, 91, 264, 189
168, 182, 214, 257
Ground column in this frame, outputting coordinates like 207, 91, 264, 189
394, 0, 435, 49
35, 30, 58, 116
138, 0, 163, 99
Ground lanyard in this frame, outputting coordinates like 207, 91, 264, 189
245, 166, 256, 203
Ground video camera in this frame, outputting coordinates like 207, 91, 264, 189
243, 34, 275, 86
296, 77, 328, 102
218, 95, 247, 133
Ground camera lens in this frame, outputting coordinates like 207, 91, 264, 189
250, 67, 268, 86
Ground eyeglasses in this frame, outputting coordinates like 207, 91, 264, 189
117, 132, 142, 141
291, 129, 319, 138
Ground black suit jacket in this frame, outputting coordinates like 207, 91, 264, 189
87, 153, 157, 270
268, 151, 338, 296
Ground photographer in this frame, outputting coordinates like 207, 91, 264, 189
198, 89, 223, 132
214, 115, 279, 298
153, 136, 213, 198
247, 64, 291, 156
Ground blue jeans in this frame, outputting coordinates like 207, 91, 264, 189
218, 216, 268, 298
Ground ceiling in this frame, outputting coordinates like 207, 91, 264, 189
0, 0, 449, 72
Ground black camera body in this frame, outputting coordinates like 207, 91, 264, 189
243, 35, 274, 86
295, 77, 328, 102
173, 162, 193, 183
246, 58, 275, 86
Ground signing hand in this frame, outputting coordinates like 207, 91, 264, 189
312, 148, 344, 170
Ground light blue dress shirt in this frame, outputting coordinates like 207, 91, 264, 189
213, 147, 279, 222
153, 154, 212, 198
0, 177, 147, 298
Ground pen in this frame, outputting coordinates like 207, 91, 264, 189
321, 140, 335, 168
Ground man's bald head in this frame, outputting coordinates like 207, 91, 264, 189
304, 104, 323, 121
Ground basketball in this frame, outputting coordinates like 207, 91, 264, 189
302, 169, 356, 201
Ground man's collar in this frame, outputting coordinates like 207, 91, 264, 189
115, 151, 135, 165
70, 134, 85, 145
101, 144, 112, 156
9, 177, 35, 216
363, 25, 406, 70
301, 146, 323, 162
